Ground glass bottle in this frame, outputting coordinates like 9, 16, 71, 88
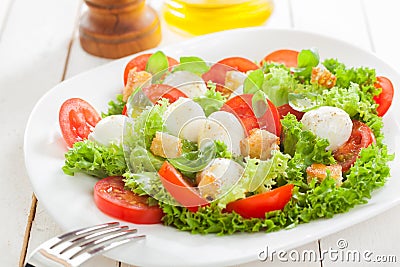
163, 0, 274, 35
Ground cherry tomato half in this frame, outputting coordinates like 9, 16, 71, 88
221, 94, 281, 136
373, 76, 394, 117
158, 161, 208, 212
123, 54, 179, 85
333, 120, 375, 172
262, 49, 299, 68
59, 98, 101, 148
225, 184, 294, 219
202, 57, 259, 86
142, 84, 188, 104
277, 103, 305, 121
94, 176, 164, 224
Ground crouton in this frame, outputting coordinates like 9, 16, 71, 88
306, 163, 343, 186
311, 67, 337, 89
150, 132, 183, 158
240, 128, 280, 160
123, 68, 152, 101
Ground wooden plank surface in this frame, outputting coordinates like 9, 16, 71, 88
0, 0, 13, 38
0, 0, 80, 265
291, 0, 371, 50
321, 205, 400, 266
363, 0, 400, 67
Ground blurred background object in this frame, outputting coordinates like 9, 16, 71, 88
162, 0, 274, 35
79, 0, 161, 59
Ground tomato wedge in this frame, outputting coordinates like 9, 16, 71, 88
277, 103, 305, 121
218, 57, 260, 73
59, 98, 101, 148
142, 84, 188, 104
94, 176, 164, 224
220, 94, 281, 136
202, 56, 259, 86
123, 53, 179, 85
158, 161, 208, 212
333, 120, 375, 172
262, 49, 299, 68
121, 105, 128, 116
373, 76, 394, 117
226, 184, 294, 219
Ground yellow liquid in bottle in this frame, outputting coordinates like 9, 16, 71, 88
162, 0, 274, 35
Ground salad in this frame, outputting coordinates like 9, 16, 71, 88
59, 48, 394, 235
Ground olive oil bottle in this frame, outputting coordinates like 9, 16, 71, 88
163, 0, 274, 35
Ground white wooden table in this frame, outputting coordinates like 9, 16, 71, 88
2, 0, 400, 266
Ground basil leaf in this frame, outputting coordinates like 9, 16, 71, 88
288, 93, 322, 112
297, 48, 319, 68
168, 141, 216, 172
174, 56, 210, 75
291, 48, 320, 79
243, 69, 264, 94
145, 51, 169, 75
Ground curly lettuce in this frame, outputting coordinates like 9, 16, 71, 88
62, 140, 127, 178
193, 83, 227, 116
261, 67, 297, 106
216, 151, 290, 209
101, 94, 126, 118
159, 117, 393, 235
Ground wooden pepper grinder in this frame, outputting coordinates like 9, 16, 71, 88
79, 0, 161, 59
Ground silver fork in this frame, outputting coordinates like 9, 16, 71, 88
24, 222, 145, 267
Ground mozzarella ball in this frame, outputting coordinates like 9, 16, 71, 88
163, 98, 206, 137
163, 71, 207, 98
179, 117, 208, 142
300, 106, 352, 150
88, 115, 126, 146
197, 158, 244, 200
207, 111, 246, 155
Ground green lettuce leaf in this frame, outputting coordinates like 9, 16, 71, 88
159, 144, 392, 235
101, 94, 126, 118
261, 67, 297, 106
323, 58, 377, 92
243, 69, 264, 94
291, 48, 320, 80
244, 151, 290, 193
174, 56, 210, 75
146, 51, 169, 75
62, 140, 127, 178
124, 171, 178, 206
216, 151, 290, 209
127, 98, 169, 149
193, 83, 227, 116
124, 99, 169, 173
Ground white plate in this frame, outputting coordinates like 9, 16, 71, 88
24, 28, 400, 267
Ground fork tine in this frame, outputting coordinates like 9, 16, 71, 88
62, 229, 140, 259
72, 230, 145, 258
69, 233, 145, 266
51, 222, 120, 249
25, 222, 144, 267
58, 225, 132, 254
